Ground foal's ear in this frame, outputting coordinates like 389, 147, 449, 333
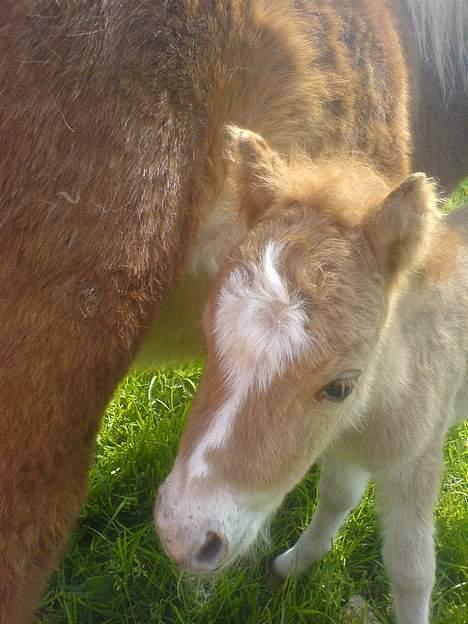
225, 126, 284, 227
364, 173, 438, 284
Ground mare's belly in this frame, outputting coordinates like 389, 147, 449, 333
133, 275, 211, 369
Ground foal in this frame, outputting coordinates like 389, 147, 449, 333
156, 129, 468, 624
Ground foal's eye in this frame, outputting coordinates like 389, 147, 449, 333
317, 372, 360, 402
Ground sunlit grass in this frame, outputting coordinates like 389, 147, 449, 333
443, 179, 468, 212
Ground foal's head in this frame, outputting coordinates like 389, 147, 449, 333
155, 128, 438, 573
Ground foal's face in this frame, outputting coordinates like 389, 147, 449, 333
156, 209, 386, 572
155, 128, 436, 573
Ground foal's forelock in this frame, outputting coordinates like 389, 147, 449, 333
186, 242, 311, 480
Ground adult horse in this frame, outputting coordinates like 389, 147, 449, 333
0, 1, 466, 621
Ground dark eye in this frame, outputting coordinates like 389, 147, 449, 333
317, 372, 360, 402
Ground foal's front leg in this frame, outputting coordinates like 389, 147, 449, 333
377, 447, 443, 624
273, 453, 369, 579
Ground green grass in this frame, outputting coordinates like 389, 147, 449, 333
443, 179, 468, 212
40, 185, 468, 624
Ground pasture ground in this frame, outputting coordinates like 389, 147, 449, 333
40, 183, 468, 624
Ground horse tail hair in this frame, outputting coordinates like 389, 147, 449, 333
405, 0, 468, 98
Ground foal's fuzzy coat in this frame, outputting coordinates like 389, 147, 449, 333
157, 130, 467, 624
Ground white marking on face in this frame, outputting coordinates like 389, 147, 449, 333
187, 384, 247, 479
262, 241, 290, 303
187, 241, 311, 479
216, 242, 312, 389
156, 459, 283, 571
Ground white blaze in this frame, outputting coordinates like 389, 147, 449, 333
187, 242, 311, 479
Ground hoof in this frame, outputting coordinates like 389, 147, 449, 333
271, 546, 300, 581
266, 564, 287, 591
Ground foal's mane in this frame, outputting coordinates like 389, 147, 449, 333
267, 156, 391, 227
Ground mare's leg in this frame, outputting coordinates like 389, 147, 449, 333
376, 446, 443, 624
0, 271, 162, 623
273, 453, 369, 579
0, 176, 193, 621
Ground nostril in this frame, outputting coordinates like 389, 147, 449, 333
194, 531, 227, 569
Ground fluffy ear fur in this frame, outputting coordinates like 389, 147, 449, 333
225, 126, 284, 227
364, 173, 439, 284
